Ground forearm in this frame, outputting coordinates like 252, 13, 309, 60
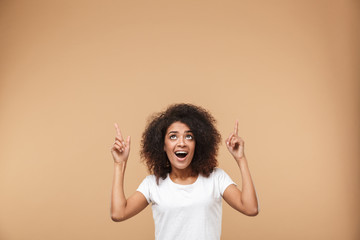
236, 157, 259, 213
111, 162, 127, 220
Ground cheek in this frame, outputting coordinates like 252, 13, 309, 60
189, 142, 196, 154
164, 140, 174, 152
163, 139, 169, 150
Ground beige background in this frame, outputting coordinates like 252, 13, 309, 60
0, 0, 359, 239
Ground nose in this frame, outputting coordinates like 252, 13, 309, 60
177, 136, 186, 147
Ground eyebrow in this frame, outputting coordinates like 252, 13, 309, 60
168, 130, 193, 135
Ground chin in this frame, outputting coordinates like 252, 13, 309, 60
170, 159, 192, 171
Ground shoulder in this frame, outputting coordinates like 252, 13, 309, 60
203, 167, 229, 181
210, 168, 235, 184
142, 174, 157, 184
144, 174, 156, 180
141, 174, 169, 186
211, 168, 236, 195
211, 167, 228, 177
137, 175, 157, 195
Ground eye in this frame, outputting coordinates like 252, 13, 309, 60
185, 134, 193, 140
169, 135, 177, 140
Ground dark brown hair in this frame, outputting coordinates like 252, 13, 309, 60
140, 103, 221, 183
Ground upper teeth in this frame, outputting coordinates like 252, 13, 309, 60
175, 151, 187, 154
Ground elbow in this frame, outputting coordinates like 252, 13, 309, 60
111, 217, 122, 222
111, 214, 125, 222
243, 207, 259, 217
247, 209, 259, 216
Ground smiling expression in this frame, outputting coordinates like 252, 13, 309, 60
164, 121, 196, 171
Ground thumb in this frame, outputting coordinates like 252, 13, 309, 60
126, 136, 131, 146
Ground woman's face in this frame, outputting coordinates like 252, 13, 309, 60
164, 121, 195, 171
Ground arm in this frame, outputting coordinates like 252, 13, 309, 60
110, 123, 149, 222
223, 121, 259, 216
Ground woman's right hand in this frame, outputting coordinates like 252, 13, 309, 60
111, 123, 131, 164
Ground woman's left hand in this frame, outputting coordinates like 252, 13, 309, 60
225, 120, 246, 161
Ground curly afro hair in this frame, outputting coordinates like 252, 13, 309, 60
140, 103, 221, 183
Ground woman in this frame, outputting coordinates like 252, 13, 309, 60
110, 103, 259, 240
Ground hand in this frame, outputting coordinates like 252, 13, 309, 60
225, 120, 245, 161
111, 123, 131, 164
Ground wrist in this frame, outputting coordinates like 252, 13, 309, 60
235, 156, 247, 165
114, 161, 127, 171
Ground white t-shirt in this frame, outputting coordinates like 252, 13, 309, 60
136, 168, 236, 240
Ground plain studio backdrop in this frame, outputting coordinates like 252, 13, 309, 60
0, 1, 359, 239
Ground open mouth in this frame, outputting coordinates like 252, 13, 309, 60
175, 151, 188, 159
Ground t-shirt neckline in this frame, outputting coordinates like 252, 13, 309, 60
167, 173, 201, 187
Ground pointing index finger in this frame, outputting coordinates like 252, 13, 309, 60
234, 120, 238, 135
114, 123, 123, 139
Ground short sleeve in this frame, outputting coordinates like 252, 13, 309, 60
215, 168, 237, 196
136, 175, 153, 204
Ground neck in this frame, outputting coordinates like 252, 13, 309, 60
170, 166, 196, 179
